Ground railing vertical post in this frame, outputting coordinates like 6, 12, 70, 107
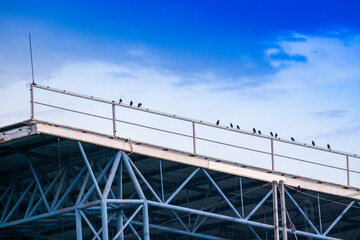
346, 155, 350, 186
271, 139, 275, 171
30, 84, 34, 120
112, 101, 116, 137
192, 121, 196, 154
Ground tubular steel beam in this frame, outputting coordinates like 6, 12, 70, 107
28, 169, 62, 217
75, 209, 82, 240
51, 167, 68, 210
95, 161, 117, 199
120, 212, 142, 240
284, 188, 320, 235
53, 166, 87, 211
27, 157, 51, 212
245, 189, 272, 220
147, 200, 340, 240
79, 209, 101, 240
78, 142, 103, 199
103, 151, 122, 199
25, 184, 38, 218
272, 181, 279, 240
113, 205, 143, 240
130, 220, 228, 240
0, 182, 16, 223
166, 168, 200, 204
122, 152, 149, 239
143, 201, 150, 240
239, 177, 245, 218
3, 180, 35, 223
91, 213, 117, 240
323, 200, 355, 236
202, 169, 241, 218
160, 160, 165, 203
279, 181, 287, 240
128, 157, 162, 202
79, 156, 115, 205
122, 152, 146, 200
317, 193, 323, 234
202, 169, 261, 240
101, 200, 109, 240
171, 210, 190, 232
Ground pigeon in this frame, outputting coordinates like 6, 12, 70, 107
327, 144, 331, 150
291, 137, 295, 141
119, 98, 122, 104
138, 103, 142, 107
270, 132, 274, 137
236, 125, 240, 130
216, 120, 220, 126
258, 130, 262, 135
230, 123, 233, 128
275, 133, 278, 138
130, 101, 133, 106
253, 128, 256, 134
312, 141, 315, 146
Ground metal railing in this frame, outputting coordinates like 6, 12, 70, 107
29, 83, 360, 188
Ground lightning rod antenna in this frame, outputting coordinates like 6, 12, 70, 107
29, 33, 35, 84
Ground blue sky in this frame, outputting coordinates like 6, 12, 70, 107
1, 0, 360, 160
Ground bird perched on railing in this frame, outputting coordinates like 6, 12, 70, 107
138, 103, 142, 107
270, 132, 274, 137
258, 130, 261, 135
312, 141, 315, 146
119, 98, 122, 104
216, 120, 220, 125
253, 128, 256, 134
275, 133, 278, 138
291, 137, 295, 142
230, 123, 233, 128
327, 144, 331, 150
236, 125, 240, 130
130, 101, 133, 106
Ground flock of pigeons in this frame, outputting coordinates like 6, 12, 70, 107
216, 120, 332, 150
119, 98, 142, 108
117, 98, 332, 151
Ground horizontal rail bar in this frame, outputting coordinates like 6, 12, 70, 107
34, 101, 113, 121
33, 84, 360, 159
273, 153, 348, 172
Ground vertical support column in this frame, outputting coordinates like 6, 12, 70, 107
346, 155, 350, 186
239, 177, 245, 218
75, 209, 82, 240
160, 160, 165, 202
271, 139, 275, 171
317, 193, 322, 234
122, 153, 150, 239
279, 180, 287, 240
272, 181, 279, 240
143, 201, 150, 240
30, 84, 34, 120
192, 121, 196, 154
112, 101, 116, 137
117, 158, 124, 240
101, 199, 109, 240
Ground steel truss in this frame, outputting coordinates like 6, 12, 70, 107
0, 141, 359, 239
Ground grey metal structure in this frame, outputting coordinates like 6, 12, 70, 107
0, 84, 359, 239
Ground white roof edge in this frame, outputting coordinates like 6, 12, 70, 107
29, 122, 360, 200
